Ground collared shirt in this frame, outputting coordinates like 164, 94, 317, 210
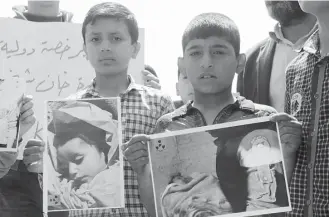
155, 97, 276, 131
67, 75, 175, 217
285, 29, 329, 217
155, 97, 288, 214
268, 23, 318, 112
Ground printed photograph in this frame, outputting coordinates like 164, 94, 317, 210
149, 117, 291, 217
0, 77, 25, 152
44, 98, 124, 212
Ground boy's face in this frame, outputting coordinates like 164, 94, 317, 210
83, 18, 140, 76
176, 70, 194, 103
183, 36, 244, 95
298, 0, 329, 15
57, 137, 106, 184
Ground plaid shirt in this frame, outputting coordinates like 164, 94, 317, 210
67, 75, 174, 217
285, 29, 329, 217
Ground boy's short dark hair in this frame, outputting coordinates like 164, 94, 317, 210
182, 13, 240, 56
82, 2, 139, 44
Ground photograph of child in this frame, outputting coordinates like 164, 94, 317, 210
0, 77, 26, 151
149, 117, 291, 217
44, 98, 124, 212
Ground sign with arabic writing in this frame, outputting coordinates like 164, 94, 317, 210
0, 18, 144, 158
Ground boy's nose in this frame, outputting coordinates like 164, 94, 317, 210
200, 54, 213, 69
100, 40, 112, 52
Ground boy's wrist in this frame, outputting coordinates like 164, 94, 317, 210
136, 164, 150, 177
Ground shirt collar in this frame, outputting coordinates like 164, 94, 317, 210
85, 74, 142, 97
302, 29, 320, 56
269, 22, 318, 51
171, 96, 255, 120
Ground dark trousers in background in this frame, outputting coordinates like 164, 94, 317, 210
0, 160, 43, 217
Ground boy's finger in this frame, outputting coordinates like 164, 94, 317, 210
277, 121, 302, 130
21, 95, 33, 104
146, 80, 161, 89
144, 74, 159, 82
126, 135, 150, 148
21, 101, 34, 113
24, 146, 45, 156
123, 142, 148, 156
141, 69, 149, 75
270, 113, 297, 122
23, 154, 42, 165
25, 139, 45, 148
20, 109, 34, 122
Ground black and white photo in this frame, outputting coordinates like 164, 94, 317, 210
149, 117, 291, 217
44, 98, 124, 212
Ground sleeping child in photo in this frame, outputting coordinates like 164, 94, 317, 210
159, 126, 288, 217
47, 100, 122, 210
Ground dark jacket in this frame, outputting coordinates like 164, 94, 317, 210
237, 37, 277, 106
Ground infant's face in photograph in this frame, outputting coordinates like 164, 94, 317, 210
56, 137, 107, 185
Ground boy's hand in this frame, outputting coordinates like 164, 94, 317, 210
142, 70, 161, 90
18, 95, 36, 138
270, 113, 302, 156
0, 152, 18, 177
23, 139, 45, 173
122, 134, 150, 175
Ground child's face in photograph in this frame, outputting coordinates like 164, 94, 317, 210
56, 137, 107, 184
83, 18, 140, 76
183, 36, 241, 95
176, 71, 194, 103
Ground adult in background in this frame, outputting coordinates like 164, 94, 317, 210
237, 0, 317, 112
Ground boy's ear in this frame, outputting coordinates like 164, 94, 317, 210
176, 82, 179, 96
177, 57, 185, 74
131, 42, 141, 59
236, 53, 246, 75
83, 44, 89, 61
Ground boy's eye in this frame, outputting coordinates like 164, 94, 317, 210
113, 36, 122, 41
190, 51, 201, 57
213, 50, 224, 55
91, 37, 100, 42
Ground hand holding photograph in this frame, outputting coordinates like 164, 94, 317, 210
0, 77, 26, 152
44, 98, 124, 212
149, 117, 291, 217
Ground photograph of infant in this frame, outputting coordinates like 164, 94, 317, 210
44, 98, 124, 212
149, 117, 291, 217
0, 77, 26, 152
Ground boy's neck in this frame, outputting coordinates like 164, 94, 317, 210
193, 88, 235, 125
95, 72, 129, 97
317, 14, 329, 56
281, 14, 317, 44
